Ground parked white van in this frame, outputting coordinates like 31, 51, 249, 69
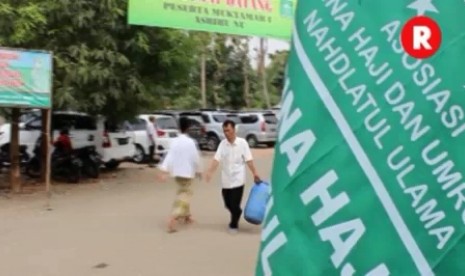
0, 111, 134, 169
99, 117, 135, 169
0, 123, 9, 147
125, 114, 179, 163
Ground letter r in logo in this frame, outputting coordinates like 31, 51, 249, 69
413, 26, 432, 50
401, 16, 442, 59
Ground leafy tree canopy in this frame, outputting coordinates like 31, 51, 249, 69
0, 0, 288, 120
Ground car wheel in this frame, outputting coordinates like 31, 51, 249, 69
105, 160, 120, 170
133, 145, 146, 164
246, 135, 259, 148
207, 135, 220, 151
266, 142, 275, 148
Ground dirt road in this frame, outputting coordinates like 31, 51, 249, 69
0, 148, 274, 276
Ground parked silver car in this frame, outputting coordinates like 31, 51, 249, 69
200, 110, 241, 151
237, 111, 278, 148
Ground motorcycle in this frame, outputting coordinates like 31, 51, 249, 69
74, 146, 101, 178
0, 143, 30, 169
26, 138, 83, 183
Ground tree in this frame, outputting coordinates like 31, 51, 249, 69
191, 31, 213, 108
0, 1, 46, 46
0, 1, 47, 119
230, 36, 253, 109
267, 50, 288, 105
0, 0, 200, 120
209, 34, 230, 107
0, 0, 288, 116
258, 38, 271, 109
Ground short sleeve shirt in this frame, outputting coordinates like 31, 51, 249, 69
214, 137, 253, 189
146, 122, 156, 145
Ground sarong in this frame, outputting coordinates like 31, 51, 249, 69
172, 177, 193, 218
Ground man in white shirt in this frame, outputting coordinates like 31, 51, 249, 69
146, 116, 157, 167
205, 120, 260, 234
159, 117, 202, 233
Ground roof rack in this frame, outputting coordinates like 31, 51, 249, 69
236, 109, 263, 112
198, 108, 234, 113
151, 110, 180, 116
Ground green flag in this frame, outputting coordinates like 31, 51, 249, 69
357, 0, 465, 274
256, 0, 465, 275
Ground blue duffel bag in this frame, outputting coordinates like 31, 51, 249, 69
244, 181, 271, 225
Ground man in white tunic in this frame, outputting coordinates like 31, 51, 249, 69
159, 117, 202, 233
205, 120, 260, 234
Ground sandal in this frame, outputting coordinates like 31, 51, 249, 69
184, 216, 195, 225
167, 227, 177, 233
167, 218, 177, 233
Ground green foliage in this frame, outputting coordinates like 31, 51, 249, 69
267, 50, 288, 104
0, 2, 46, 46
0, 0, 287, 119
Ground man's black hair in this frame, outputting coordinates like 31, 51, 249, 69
179, 117, 190, 133
222, 119, 236, 128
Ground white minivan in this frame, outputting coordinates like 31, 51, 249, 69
126, 114, 179, 163
0, 111, 134, 169
99, 117, 135, 169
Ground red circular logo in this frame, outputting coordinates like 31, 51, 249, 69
401, 16, 442, 59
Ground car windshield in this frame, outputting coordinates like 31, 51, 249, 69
212, 114, 227, 123
186, 118, 201, 128
20, 111, 40, 123
124, 118, 147, 131
157, 117, 178, 129
227, 114, 241, 124
183, 115, 203, 125
263, 114, 278, 124
212, 114, 241, 123
105, 121, 123, 132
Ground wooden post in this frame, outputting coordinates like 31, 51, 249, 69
40, 109, 51, 196
9, 108, 21, 193
243, 60, 250, 109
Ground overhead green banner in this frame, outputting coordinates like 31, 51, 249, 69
256, 0, 465, 275
127, 0, 295, 40
0, 48, 52, 108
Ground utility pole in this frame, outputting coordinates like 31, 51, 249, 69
200, 53, 207, 108
241, 37, 251, 109
259, 38, 271, 109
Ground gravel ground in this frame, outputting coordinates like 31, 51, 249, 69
0, 148, 274, 276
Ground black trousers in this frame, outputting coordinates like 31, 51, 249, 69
222, 185, 244, 229
148, 145, 155, 164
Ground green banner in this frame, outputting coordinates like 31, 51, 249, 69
358, 1, 465, 274
256, 0, 465, 275
128, 0, 295, 40
0, 48, 52, 108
